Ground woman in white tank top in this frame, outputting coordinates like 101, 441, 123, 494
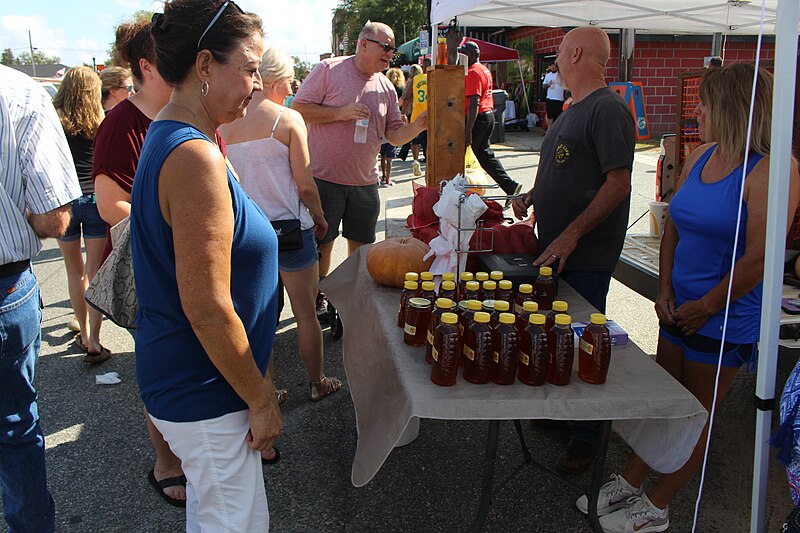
220, 48, 342, 464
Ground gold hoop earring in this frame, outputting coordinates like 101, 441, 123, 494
201, 80, 209, 96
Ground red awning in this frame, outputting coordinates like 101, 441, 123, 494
461, 37, 519, 62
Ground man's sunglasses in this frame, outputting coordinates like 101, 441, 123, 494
364, 38, 397, 55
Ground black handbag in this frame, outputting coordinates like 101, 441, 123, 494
271, 218, 302, 251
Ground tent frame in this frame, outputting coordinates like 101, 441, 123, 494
430, 2, 800, 531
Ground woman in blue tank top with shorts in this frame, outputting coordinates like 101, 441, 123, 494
578, 64, 800, 533
130, 2, 280, 531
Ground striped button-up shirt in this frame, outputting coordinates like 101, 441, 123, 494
0, 65, 81, 264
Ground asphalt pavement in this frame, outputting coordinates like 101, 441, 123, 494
1, 128, 795, 532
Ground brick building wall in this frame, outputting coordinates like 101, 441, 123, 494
507, 27, 773, 137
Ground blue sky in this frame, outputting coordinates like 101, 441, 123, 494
0, 0, 341, 67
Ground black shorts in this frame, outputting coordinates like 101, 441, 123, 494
659, 323, 756, 368
546, 99, 564, 120
314, 178, 380, 245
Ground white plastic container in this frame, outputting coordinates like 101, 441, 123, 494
354, 118, 369, 144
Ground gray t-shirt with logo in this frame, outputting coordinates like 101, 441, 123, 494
531, 87, 635, 272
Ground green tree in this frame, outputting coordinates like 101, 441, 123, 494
333, 0, 426, 57
292, 56, 313, 80
15, 51, 61, 65
1, 48, 14, 66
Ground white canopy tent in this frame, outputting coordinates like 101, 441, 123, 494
430, 1, 800, 532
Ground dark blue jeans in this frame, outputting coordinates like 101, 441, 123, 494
559, 271, 612, 446
0, 269, 55, 533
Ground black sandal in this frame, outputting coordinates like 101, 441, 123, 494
147, 469, 187, 508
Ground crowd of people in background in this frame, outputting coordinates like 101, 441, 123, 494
3, 0, 800, 531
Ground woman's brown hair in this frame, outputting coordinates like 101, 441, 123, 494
99, 66, 131, 104
699, 63, 773, 161
150, 0, 263, 86
112, 18, 156, 83
52, 66, 104, 139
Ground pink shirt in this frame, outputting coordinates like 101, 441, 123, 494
294, 56, 404, 186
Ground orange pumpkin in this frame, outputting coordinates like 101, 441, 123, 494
367, 237, 434, 288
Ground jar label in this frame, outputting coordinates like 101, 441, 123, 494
514, 303, 523, 314
493, 351, 499, 363
432, 347, 439, 361
404, 324, 417, 335
580, 338, 593, 355
427, 331, 434, 345
463, 345, 475, 361
519, 352, 530, 365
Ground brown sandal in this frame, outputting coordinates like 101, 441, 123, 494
309, 376, 342, 402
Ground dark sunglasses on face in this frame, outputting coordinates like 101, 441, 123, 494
121, 85, 134, 92
364, 37, 397, 55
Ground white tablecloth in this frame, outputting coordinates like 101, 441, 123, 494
321, 248, 708, 487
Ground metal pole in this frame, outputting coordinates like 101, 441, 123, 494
750, 1, 799, 531
28, 30, 36, 77
711, 32, 723, 57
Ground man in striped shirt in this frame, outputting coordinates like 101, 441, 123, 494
0, 64, 81, 532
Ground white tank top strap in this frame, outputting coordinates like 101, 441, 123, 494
269, 108, 285, 138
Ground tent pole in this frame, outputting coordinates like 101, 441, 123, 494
751, 1, 799, 532
517, 60, 530, 115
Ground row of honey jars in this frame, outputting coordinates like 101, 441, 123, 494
422, 301, 610, 386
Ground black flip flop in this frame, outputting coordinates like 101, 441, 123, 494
147, 469, 187, 508
261, 446, 280, 465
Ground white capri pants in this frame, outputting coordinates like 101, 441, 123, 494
150, 409, 269, 532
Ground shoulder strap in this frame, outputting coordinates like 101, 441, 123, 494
269, 108, 285, 138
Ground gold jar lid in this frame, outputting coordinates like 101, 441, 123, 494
529, 313, 546, 325
494, 300, 510, 312
522, 301, 539, 312
474, 311, 490, 323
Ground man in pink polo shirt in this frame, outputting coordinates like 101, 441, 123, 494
293, 21, 428, 285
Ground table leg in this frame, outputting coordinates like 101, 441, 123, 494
587, 420, 613, 533
513, 419, 533, 463
467, 420, 501, 533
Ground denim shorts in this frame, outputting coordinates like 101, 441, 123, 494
278, 228, 318, 272
59, 194, 107, 242
659, 323, 756, 368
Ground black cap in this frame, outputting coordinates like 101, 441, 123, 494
458, 41, 480, 55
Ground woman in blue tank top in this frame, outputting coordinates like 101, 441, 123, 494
583, 65, 800, 533
130, 2, 279, 531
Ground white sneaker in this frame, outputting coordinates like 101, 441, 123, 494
576, 474, 643, 516
412, 160, 422, 176
599, 494, 669, 533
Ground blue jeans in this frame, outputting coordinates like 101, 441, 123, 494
559, 270, 612, 446
0, 269, 55, 533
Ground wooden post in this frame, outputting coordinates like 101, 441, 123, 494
426, 65, 465, 187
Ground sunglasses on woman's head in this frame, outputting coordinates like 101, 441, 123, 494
197, 0, 244, 51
